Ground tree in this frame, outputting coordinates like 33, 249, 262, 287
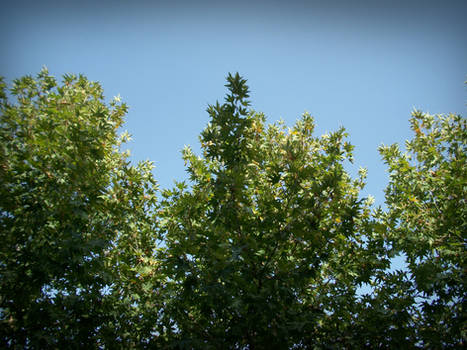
158, 73, 382, 348
378, 110, 466, 348
0, 69, 161, 348
1, 69, 465, 348
158, 75, 466, 348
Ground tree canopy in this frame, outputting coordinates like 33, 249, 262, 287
0, 70, 160, 347
0, 69, 465, 348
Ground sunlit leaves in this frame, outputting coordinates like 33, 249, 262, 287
0, 68, 160, 347
1, 69, 464, 348
159, 73, 376, 348
379, 110, 466, 347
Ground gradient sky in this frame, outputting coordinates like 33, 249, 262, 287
2, 0, 466, 205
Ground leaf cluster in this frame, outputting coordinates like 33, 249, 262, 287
0, 70, 465, 348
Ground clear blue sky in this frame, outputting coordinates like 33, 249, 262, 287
2, 0, 466, 204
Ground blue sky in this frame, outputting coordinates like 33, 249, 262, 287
2, 0, 466, 204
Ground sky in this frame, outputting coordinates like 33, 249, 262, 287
2, 0, 466, 205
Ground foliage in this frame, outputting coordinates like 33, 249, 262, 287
0, 70, 465, 348
378, 111, 466, 348
0, 69, 161, 348
158, 73, 384, 348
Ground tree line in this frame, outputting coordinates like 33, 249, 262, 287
0, 69, 465, 348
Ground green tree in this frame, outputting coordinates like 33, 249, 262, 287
2, 69, 465, 349
158, 73, 382, 348
0, 69, 161, 348
379, 110, 466, 348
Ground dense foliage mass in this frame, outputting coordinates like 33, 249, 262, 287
0, 70, 161, 347
0, 70, 465, 348
379, 111, 466, 347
